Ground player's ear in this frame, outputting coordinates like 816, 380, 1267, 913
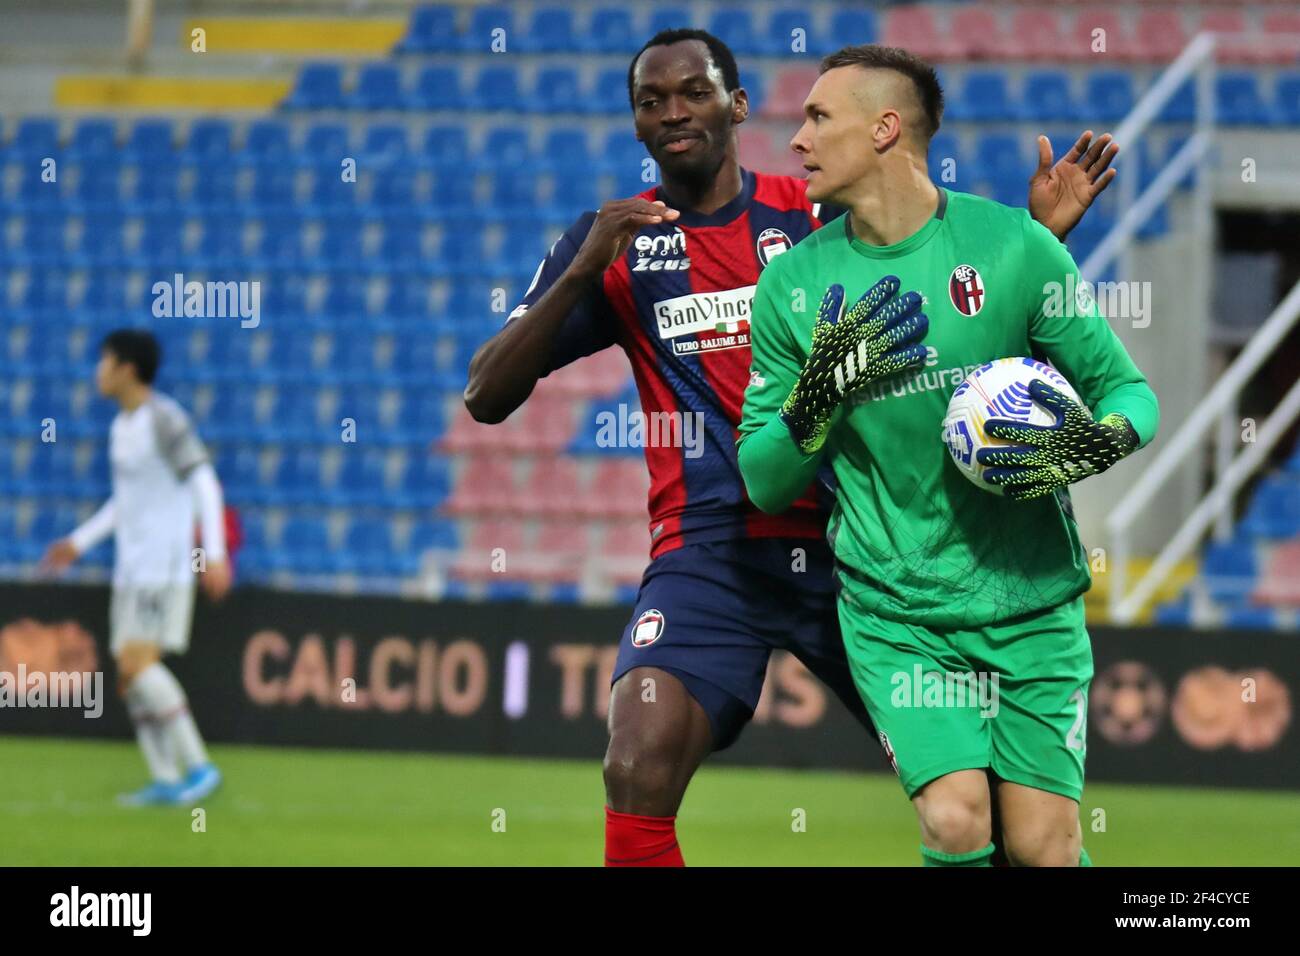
874, 108, 902, 153
731, 87, 749, 125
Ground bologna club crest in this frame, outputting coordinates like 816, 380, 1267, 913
948, 263, 985, 316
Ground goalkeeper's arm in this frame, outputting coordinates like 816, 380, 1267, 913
738, 274, 928, 514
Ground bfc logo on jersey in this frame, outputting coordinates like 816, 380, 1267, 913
633, 227, 690, 272
948, 264, 985, 316
631, 609, 665, 647
755, 228, 792, 267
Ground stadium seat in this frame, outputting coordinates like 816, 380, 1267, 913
766, 9, 818, 57
10, 117, 60, 158
1200, 537, 1258, 602
408, 66, 463, 112
584, 8, 637, 54
1022, 71, 1078, 122
244, 119, 292, 160
1133, 10, 1189, 63
822, 9, 877, 53
340, 520, 398, 576
1217, 72, 1276, 126
67, 118, 117, 158
708, 8, 763, 57
951, 72, 1017, 123
352, 63, 404, 111
535, 67, 583, 116
1068, 10, 1132, 62
1084, 71, 1136, 123
949, 8, 1010, 61
443, 455, 518, 516
459, 5, 513, 53
124, 118, 175, 163
283, 63, 347, 110
647, 9, 691, 39
1224, 604, 1278, 630
447, 519, 526, 585
1007, 9, 1067, 61
521, 457, 584, 517
276, 516, 334, 574
362, 123, 410, 160
395, 4, 459, 54
1261, 14, 1300, 66
1157, 80, 1196, 123
1254, 540, 1300, 606
581, 459, 650, 519
1240, 477, 1300, 538
882, 6, 955, 61
591, 66, 633, 116
1277, 73, 1300, 127
518, 6, 576, 54
514, 520, 589, 585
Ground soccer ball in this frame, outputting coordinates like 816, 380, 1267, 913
941, 357, 1083, 494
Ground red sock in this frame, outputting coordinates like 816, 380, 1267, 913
604, 807, 685, 867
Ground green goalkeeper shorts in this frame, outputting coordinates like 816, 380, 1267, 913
838, 594, 1093, 802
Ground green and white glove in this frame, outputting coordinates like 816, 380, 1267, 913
780, 276, 929, 455
977, 380, 1140, 500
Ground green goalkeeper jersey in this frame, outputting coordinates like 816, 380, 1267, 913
737, 188, 1159, 628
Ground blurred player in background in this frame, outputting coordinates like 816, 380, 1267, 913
738, 45, 1158, 866
465, 29, 1118, 866
42, 329, 229, 806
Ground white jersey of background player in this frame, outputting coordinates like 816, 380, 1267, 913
44, 329, 229, 806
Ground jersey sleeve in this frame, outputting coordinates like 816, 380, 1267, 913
737, 259, 829, 513
506, 211, 619, 375
152, 397, 210, 480
1021, 214, 1160, 447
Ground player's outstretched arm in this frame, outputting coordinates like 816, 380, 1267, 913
464, 198, 678, 424
188, 461, 231, 600
42, 499, 116, 573
1027, 130, 1119, 241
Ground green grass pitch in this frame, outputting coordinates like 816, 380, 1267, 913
3, 735, 1296, 866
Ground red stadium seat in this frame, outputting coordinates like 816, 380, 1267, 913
761, 65, 819, 120
448, 519, 527, 583
1260, 13, 1300, 65
1253, 540, 1300, 606
598, 519, 651, 587
439, 405, 515, 453
581, 458, 650, 519
1133, 10, 1190, 63
501, 392, 577, 453
513, 520, 590, 584
882, 7, 958, 61
525, 456, 584, 517
543, 349, 632, 398
1068, 9, 1136, 62
949, 7, 1010, 61
1007, 9, 1068, 62
442, 455, 518, 516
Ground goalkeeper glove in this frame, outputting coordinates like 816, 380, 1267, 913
780, 276, 928, 455
975, 379, 1140, 500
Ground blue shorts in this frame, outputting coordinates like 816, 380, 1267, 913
612, 537, 874, 751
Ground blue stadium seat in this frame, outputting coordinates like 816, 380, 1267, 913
396, 395, 450, 450
1200, 538, 1257, 602
973, 134, 1023, 179
473, 65, 522, 112
590, 66, 630, 115
409, 517, 458, 552
647, 8, 691, 38
1157, 80, 1196, 123
1084, 71, 1135, 124
423, 124, 468, 168
277, 516, 332, 574
10, 117, 60, 158
250, 164, 296, 211
1239, 476, 1300, 538
1277, 73, 1300, 127
1224, 604, 1278, 630
74, 159, 123, 211
767, 9, 819, 57
823, 9, 877, 52
362, 123, 410, 159
131, 164, 181, 212
309, 166, 356, 213
1022, 71, 1077, 122
585, 8, 636, 54
396, 4, 459, 54
535, 67, 583, 115
352, 63, 405, 111
216, 446, 264, 503
244, 119, 292, 160
408, 65, 463, 111
284, 62, 346, 110
183, 118, 233, 161
601, 128, 646, 176
952, 72, 1016, 122
340, 520, 397, 575
488, 170, 537, 217
304, 122, 350, 160
331, 450, 388, 506
459, 5, 513, 53
267, 447, 326, 503
1153, 596, 1193, 627
540, 126, 590, 174
1216, 72, 1275, 126
195, 215, 245, 268
709, 8, 763, 56
519, 7, 576, 54
125, 118, 175, 163
67, 118, 117, 158
191, 167, 239, 210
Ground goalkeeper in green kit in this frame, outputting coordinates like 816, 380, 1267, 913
737, 46, 1159, 867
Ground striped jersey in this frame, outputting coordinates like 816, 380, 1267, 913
508, 168, 836, 559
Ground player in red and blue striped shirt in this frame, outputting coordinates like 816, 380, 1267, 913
465, 28, 1118, 866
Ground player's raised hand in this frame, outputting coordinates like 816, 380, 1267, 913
976, 380, 1139, 500
780, 276, 928, 455
571, 198, 681, 278
39, 538, 80, 575
1028, 131, 1119, 241
201, 557, 233, 602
